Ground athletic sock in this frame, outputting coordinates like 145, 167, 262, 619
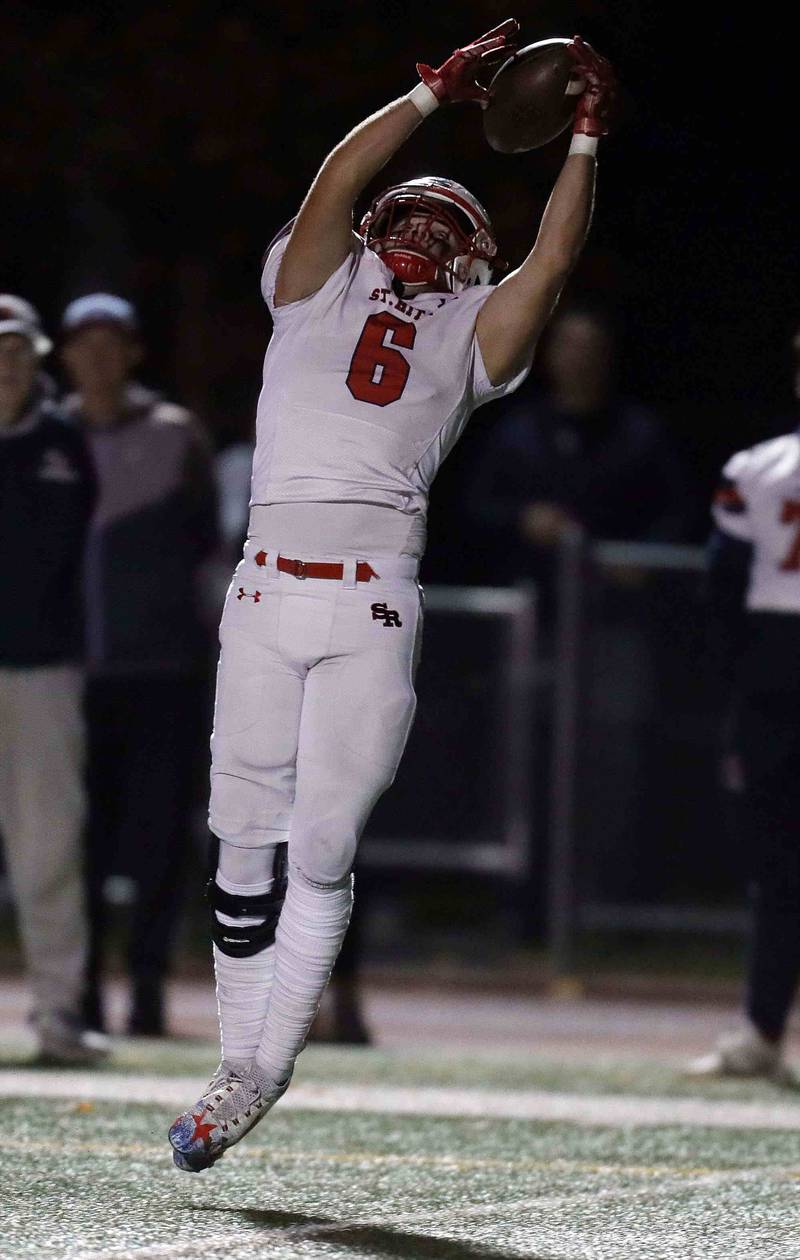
212, 871, 276, 1067
254, 867, 353, 1084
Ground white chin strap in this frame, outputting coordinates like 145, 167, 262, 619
453, 256, 491, 288
469, 259, 492, 286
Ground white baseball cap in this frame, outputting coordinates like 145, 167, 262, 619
0, 294, 52, 356
61, 292, 139, 338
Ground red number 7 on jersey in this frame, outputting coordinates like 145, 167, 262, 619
779, 499, 800, 571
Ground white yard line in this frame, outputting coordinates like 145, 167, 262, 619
4, 1068, 800, 1132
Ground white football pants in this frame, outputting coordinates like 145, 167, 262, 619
209, 541, 422, 885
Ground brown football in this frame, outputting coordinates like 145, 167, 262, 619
483, 38, 584, 154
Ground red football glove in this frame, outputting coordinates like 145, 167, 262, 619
567, 35, 617, 137
416, 19, 520, 106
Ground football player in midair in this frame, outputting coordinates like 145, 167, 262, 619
170, 21, 615, 1170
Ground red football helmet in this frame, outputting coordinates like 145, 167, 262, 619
358, 177, 503, 294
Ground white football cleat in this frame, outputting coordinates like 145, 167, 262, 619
168, 1062, 289, 1172
686, 1026, 795, 1085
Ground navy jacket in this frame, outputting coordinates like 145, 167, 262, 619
0, 392, 96, 667
467, 389, 691, 588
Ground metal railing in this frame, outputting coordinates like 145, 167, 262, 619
545, 532, 743, 978
360, 583, 537, 880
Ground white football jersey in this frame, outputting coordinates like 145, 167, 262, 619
250, 232, 527, 534
712, 431, 800, 612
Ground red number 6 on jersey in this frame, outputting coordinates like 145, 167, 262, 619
346, 312, 416, 407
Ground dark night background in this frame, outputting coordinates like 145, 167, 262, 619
2, 0, 797, 568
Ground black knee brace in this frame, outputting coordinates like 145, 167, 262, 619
208, 842, 288, 958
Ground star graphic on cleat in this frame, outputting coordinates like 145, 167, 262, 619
189, 1110, 217, 1144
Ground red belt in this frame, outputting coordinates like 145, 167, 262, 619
254, 550, 379, 583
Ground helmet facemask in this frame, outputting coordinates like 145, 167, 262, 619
360, 183, 500, 295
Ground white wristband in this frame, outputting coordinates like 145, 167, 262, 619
407, 81, 440, 118
569, 133, 599, 157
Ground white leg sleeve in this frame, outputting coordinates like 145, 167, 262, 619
254, 866, 353, 1084
213, 941, 276, 1068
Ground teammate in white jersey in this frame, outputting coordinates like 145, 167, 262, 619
170, 21, 616, 1170
688, 421, 800, 1083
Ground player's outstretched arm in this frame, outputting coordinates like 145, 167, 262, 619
476, 37, 616, 385
274, 20, 519, 307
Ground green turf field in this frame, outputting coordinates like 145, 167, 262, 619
3, 1041, 800, 1259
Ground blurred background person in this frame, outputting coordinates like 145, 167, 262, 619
467, 304, 690, 599
0, 295, 105, 1065
467, 303, 694, 911
61, 293, 219, 1037
689, 326, 800, 1084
